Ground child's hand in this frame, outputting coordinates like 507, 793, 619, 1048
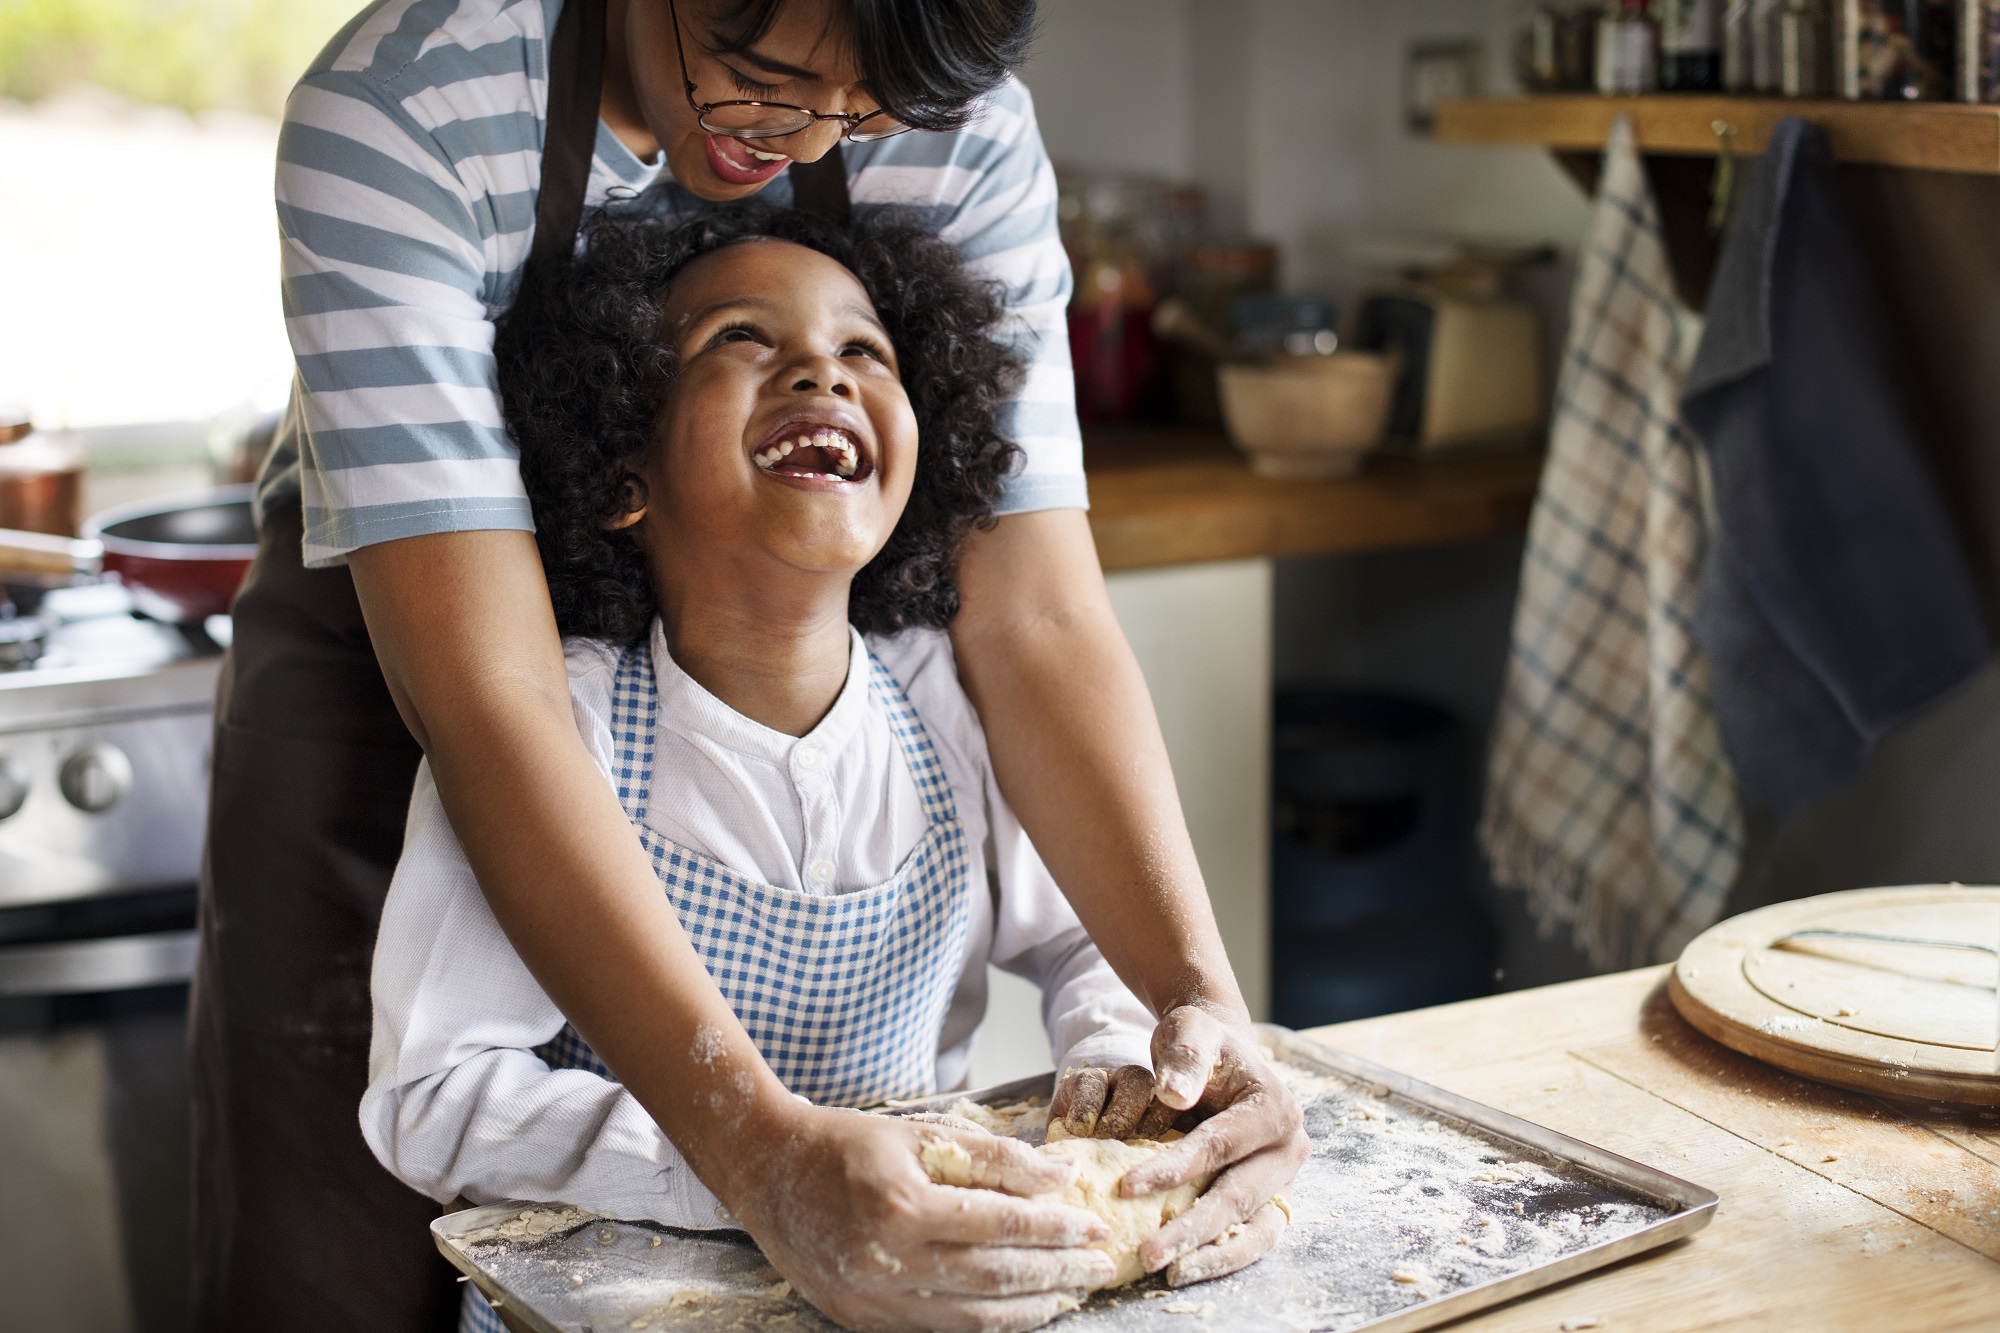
1050, 1064, 1179, 1140
719, 1102, 1117, 1333
1113, 1006, 1309, 1287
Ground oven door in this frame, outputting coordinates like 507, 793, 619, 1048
0, 883, 197, 1333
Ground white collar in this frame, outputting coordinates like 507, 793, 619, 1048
647, 620, 872, 765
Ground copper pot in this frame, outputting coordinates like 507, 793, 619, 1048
0, 408, 85, 538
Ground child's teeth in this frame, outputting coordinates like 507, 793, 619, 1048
778, 441, 794, 456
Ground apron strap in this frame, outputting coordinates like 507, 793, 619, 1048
790, 147, 851, 226
528, 0, 607, 275
865, 650, 959, 828
532, 0, 850, 270
609, 640, 660, 825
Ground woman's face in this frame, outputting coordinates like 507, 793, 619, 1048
623, 0, 875, 202
634, 239, 918, 588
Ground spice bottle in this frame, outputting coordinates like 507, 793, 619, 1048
1780, 0, 1833, 93
1659, 0, 1724, 88
1958, 0, 2000, 100
1724, 0, 1758, 85
1598, 0, 1662, 91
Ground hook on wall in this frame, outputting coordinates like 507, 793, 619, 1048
1709, 119, 1738, 235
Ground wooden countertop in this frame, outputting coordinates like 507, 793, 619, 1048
1306, 967, 2000, 1331
1434, 95, 2000, 175
1083, 428, 1543, 572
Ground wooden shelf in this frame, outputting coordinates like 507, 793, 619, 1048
1083, 428, 1542, 572
1434, 95, 2000, 174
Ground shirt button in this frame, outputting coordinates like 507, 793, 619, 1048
795, 744, 822, 771
809, 859, 835, 885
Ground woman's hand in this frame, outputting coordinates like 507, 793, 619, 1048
720, 1102, 1116, 1333
1049, 1008, 1307, 1288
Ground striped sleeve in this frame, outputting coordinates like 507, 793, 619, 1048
853, 77, 1086, 514
274, 3, 541, 567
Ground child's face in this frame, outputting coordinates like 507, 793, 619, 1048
633, 239, 918, 588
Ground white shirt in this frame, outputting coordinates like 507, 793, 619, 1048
363, 622, 1153, 1228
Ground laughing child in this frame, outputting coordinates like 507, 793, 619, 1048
361, 209, 1188, 1332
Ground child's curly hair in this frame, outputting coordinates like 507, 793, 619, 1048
496, 206, 1025, 645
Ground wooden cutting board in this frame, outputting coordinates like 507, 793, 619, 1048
1670, 885, 2000, 1106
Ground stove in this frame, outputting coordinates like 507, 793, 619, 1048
0, 584, 221, 1017
0, 585, 224, 1327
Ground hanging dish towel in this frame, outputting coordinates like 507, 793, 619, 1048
1481, 119, 1743, 970
1682, 117, 1988, 826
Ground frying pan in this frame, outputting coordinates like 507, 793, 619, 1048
85, 485, 258, 621
0, 485, 258, 622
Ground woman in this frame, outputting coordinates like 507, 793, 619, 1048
191, 3, 1305, 1331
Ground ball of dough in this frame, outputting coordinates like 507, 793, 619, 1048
920, 1125, 1214, 1290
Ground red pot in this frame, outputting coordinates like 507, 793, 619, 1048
83, 485, 258, 622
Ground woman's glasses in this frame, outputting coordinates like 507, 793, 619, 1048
665, 0, 913, 143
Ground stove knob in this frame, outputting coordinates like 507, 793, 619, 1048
0, 755, 26, 820
60, 743, 133, 814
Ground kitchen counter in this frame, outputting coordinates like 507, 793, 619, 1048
1083, 429, 1542, 573
1307, 966, 2000, 1331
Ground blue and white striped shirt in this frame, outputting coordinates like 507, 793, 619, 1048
264, 0, 1082, 567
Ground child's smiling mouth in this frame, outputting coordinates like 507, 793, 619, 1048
752, 420, 872, 486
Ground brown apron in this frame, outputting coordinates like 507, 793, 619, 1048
188, 0, 849, 1324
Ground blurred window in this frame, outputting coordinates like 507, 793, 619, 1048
0, 1, 355, 434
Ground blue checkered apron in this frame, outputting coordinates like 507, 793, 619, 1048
463, 639, 973, 1332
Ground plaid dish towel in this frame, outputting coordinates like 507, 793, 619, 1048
1480, 119, 1743, 970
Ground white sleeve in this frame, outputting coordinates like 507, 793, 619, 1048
984, 792, 1158, 1074
360, 641, 727, 1229
875, 629, 1157, 1072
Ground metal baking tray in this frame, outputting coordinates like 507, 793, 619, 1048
432, 1024, 1717, 1332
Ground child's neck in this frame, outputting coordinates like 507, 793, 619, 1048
655, 567, 855, 739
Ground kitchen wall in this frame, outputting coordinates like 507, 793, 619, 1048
1024, 0, 1589, 312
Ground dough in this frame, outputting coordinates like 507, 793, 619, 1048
921, 1123, 1214, 1289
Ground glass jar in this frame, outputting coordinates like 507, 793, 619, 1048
1596, 0, 1661, 92
1960, 0, 2000, 100
1781, 0, 1834, 94
1660, 0, 1724, 89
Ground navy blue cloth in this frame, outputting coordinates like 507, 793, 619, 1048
1683, 117, 1988, 825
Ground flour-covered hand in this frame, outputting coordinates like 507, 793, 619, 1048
721, 1102, 1117, 1333
1114, 1006, 1308, 1284
1050, 1064, 1177, 1141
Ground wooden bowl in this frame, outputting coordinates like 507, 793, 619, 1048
1218, 352, 1396, 478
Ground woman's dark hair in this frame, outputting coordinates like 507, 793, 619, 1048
496, 206, 1024, 644
704, 0, 1036, 131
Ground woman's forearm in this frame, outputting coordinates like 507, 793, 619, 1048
950, 509, 1248, 1024
348, 530, 793, 1203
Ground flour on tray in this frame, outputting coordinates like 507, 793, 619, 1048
439, 1056, 1678, 1333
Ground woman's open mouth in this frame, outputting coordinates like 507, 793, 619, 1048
753, 422, 873, 486
703, 134, 792, 187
